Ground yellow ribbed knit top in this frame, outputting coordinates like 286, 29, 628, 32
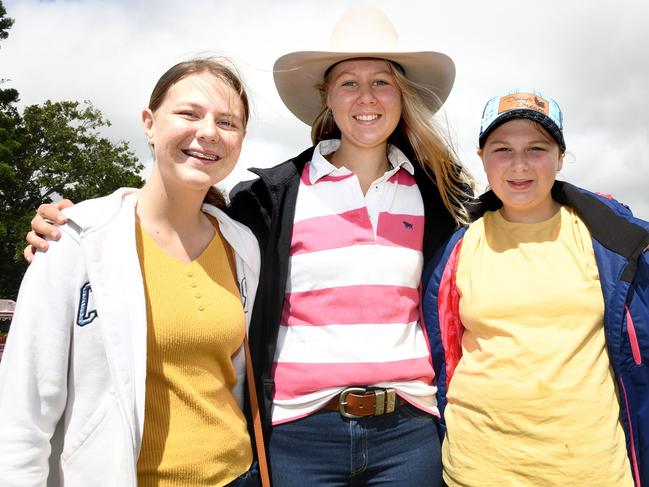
135, 217, 252, 486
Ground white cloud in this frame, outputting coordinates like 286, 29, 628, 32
2, 0, 648, 218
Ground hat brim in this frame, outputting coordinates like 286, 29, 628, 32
273, 50, 456, 126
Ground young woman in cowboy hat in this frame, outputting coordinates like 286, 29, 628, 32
25, 6, 473, 485
229, 6, 473, 485
422, 88, 649, 486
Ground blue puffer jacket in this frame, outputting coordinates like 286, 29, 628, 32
421, 181, 649, 486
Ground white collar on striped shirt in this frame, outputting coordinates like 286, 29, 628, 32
308, 139, 415, 184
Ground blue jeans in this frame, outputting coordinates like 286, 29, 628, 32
225, 461, 261, 487
269, 403, 442, 486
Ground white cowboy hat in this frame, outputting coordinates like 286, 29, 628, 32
273, 5, 456, 126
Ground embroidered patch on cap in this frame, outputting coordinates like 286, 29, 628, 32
498, 93, 549, 116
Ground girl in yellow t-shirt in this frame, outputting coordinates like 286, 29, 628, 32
422, 88, 649, 486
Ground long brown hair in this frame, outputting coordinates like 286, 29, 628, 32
148, 57, 250, 208
311, 60, 474, 225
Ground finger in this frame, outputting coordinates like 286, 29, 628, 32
23, 244, 37, 263
57, 199, 74, 210
37, 203, 68, 225
26, 230, 51, 251
31, 214, 61, 240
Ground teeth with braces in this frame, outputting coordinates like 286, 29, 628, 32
185, 150, 219, 161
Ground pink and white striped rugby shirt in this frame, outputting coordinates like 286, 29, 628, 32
271, 140, 438, 424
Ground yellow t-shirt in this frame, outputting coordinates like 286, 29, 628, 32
443, 206, 632, 486
135, 218, 252, 486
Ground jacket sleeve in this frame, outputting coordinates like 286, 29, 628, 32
228, 177, 271, 245
625, 245, 649, 485
640, 250, 649, 481
421, 229, 465, 427
0, 227, 83, 486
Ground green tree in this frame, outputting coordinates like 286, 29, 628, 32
0, 1, 144, 299
0, 1, 13, 41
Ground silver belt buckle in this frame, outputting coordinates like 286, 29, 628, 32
338, 387, 367, 419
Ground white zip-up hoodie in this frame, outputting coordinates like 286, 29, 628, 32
0, 188, 260, 487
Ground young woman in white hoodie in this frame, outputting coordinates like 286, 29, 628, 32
0, 58, 261, 487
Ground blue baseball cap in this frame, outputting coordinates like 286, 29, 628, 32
478, 88, 565, 151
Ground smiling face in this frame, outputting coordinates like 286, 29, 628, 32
479, 118, 564, 223
142, 71, 245, 192
326, 59, 402, 152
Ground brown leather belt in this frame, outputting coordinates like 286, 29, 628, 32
322, 387, 406, 419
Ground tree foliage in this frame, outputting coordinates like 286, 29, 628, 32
0, 1, 13, 41
0, 1, 144, 299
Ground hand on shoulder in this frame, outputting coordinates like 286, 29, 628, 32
24, 199, 75, 262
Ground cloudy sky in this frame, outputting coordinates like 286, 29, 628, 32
2, 0, 648, 218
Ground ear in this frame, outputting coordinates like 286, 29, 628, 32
142, 108, 155, 145
477, 148, 486, 171
557, 152, 564, 173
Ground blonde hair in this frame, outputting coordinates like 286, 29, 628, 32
311, 61, 475, 225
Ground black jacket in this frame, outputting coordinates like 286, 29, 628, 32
227, 145, 460, 444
